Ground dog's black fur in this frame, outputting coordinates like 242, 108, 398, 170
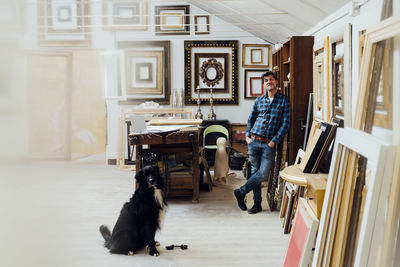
99, 165, 167, 256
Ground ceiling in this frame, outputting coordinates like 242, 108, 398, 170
187, 0, 351, 44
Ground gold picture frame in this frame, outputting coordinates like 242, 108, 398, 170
313, 37, 331, 121
242, 44, 271, 68
124, 50, 163, 95
155, 5, 190, 35
118, 41, 171, 104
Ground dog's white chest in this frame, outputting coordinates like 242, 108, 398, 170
154, 189, 166, 226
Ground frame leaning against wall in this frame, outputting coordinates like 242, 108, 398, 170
313, 37, 330, 121
329, 24, 352, 127
354, 15, 400, 267
312, 128, 394, 267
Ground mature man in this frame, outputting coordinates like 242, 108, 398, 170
234, 71, 291, 214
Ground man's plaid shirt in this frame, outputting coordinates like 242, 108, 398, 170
246, 92, 291, 144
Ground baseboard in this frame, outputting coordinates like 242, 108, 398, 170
107, 159, 117, 165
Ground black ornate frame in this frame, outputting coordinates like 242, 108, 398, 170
194, 53, 228, 92
184, 40, 238, 105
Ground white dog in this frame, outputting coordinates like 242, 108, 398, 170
214, 137, 229, 183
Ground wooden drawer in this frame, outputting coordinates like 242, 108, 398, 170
167, 172, 193, 197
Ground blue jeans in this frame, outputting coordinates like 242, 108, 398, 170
239, 140, 275, 202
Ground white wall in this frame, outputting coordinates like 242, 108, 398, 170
23, 1, 273, 161
304, 0, 399, 144
89, 1, 272, 160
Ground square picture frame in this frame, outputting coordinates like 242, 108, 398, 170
103, 0, 147, 31
37, 0, 91, 47
194, 53, 228, 92
125, 50, 162, 95
118, 41, 171, 104
244, 69, 267, 99
184, 40, 239, 105
194, 15, 210, 34
155, 5, 190, 35
242, 44, 271, 68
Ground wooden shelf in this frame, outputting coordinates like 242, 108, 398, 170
272, 36, 314, 165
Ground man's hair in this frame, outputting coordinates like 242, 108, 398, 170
261, 70, 278, 81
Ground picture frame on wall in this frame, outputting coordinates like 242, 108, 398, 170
194, 53, 228, 92
103, 0, 147, 31
155, 5, 190, 35
184, 40, 239, 105
125, 50, 163, 95
194, 15, 210, 34
244, 69, 267, 99
242, 44, 271, 68
118, 41, 171, 104
37, 0, 91, 46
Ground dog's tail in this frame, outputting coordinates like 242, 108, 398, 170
99, 225, 112, 249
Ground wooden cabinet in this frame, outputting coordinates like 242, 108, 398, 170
273, 36, 314, 165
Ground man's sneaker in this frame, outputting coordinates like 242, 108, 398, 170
234, 189, 247, 211
247, 202, 262, 214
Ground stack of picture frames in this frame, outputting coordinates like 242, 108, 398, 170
313, 23, 352, 125
184, 40, 239, 105
313, 7, 399, 267
299, 121, 338, 174
283, 198, 319, 267
242, 44, 272, 99
37, 0, 91, 47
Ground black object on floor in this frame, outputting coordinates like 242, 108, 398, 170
166, 244, 188, 250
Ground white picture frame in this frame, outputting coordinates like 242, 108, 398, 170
103, 0, 147, 30
312, 128, 395, 267
37, 0, 90, 46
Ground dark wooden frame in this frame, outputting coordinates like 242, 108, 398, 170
155, 5, 190, 35
194, 15, 210, 34
194, 53, 228, 92
117, 40, 171, 105
244, 69, 266, 99
184, 40, 239, 105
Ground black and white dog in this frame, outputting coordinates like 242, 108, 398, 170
99, 165, 167, 256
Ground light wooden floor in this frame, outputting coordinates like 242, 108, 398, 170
1, 155, 289, 267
